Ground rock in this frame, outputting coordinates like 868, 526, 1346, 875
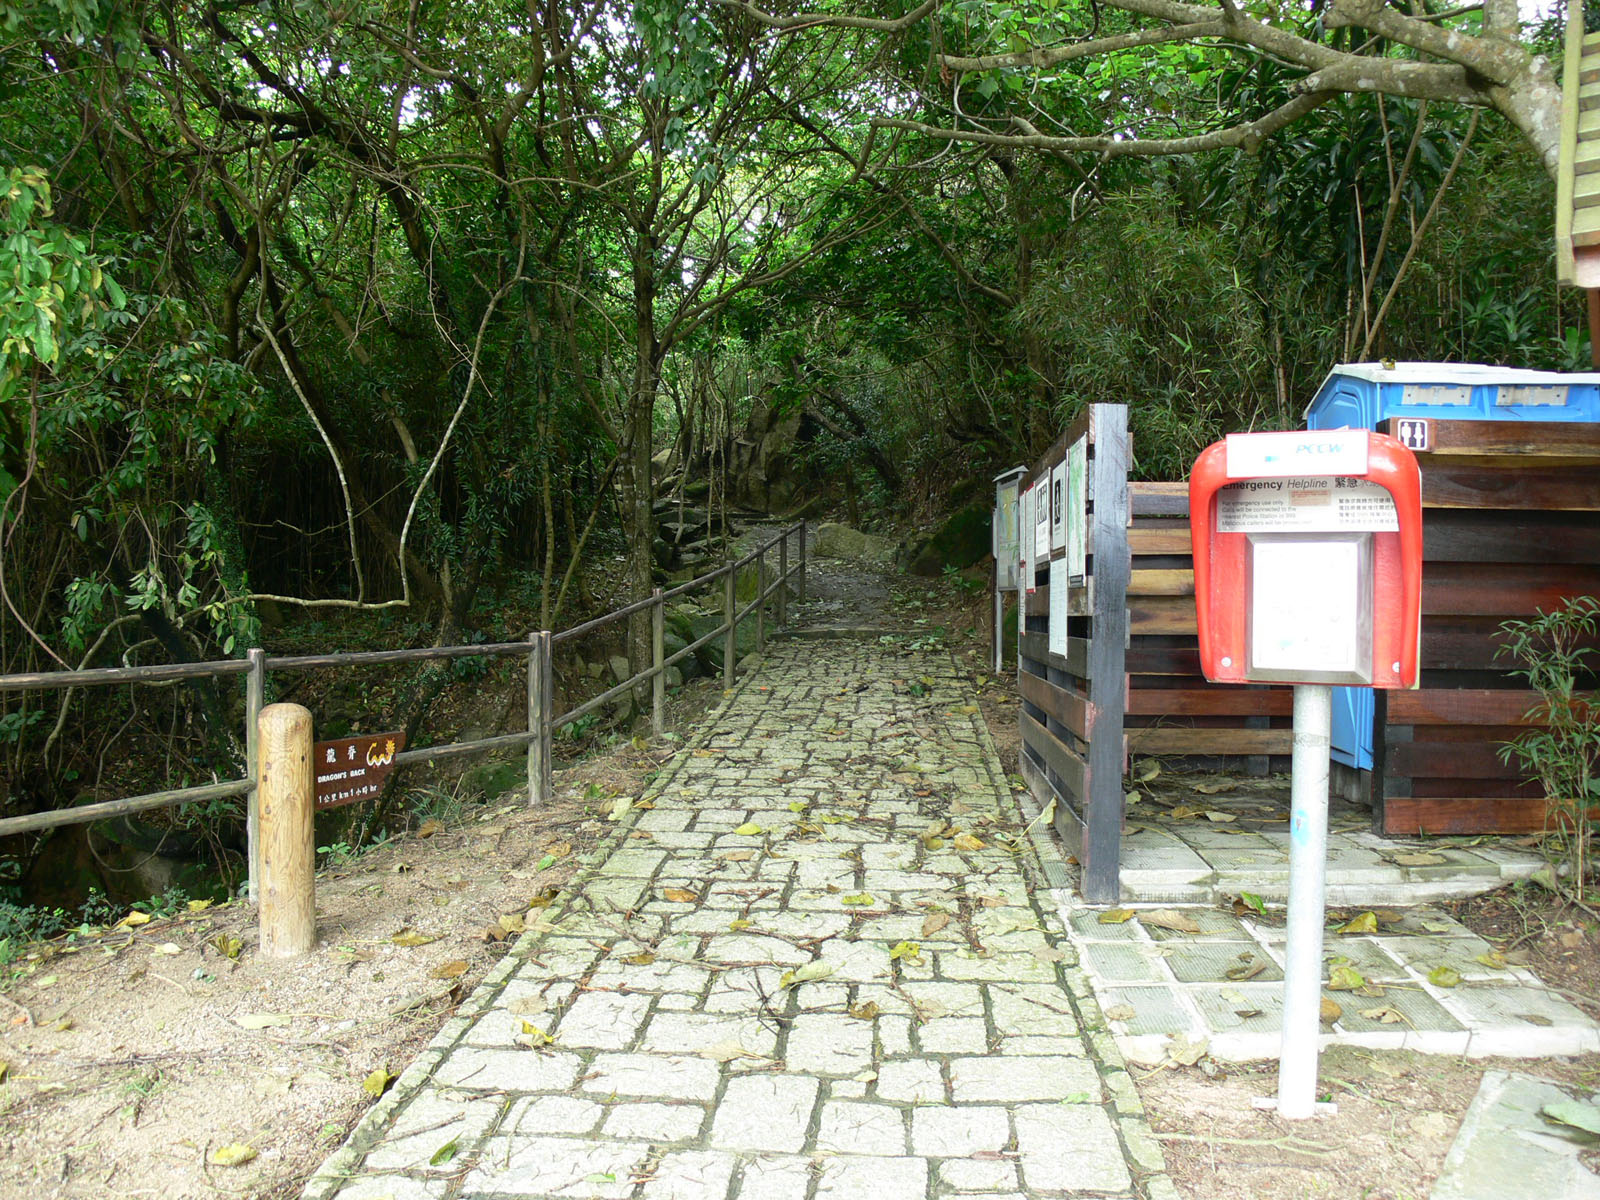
608, 654, 632, 684
666, 665, 684, 688
810, 522, 898, 565
906, 503, 992, 577
686, 612, 758, 674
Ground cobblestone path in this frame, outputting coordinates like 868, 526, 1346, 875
305, 638, 1172, 1200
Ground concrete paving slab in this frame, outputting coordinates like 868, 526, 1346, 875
1057, 893, 1600, 1064
1431, 1070, 1600, 1200
303, 637, 1174, 1200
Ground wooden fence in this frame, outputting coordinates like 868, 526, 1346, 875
1368, 418, 1600, 835
1015, 404, 1130, 902
0, 523, 807, 896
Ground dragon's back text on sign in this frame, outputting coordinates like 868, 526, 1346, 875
313, 732, 405, 810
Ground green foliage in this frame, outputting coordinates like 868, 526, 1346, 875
1498, 596, 1600, 893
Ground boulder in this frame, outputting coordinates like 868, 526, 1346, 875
810, 522, 898, 565
686, 612, 759, 674
906, 503, 992, 577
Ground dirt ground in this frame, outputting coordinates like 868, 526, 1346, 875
1, 560, 1596, 1200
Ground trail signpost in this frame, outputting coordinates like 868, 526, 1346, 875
1188, 430, 1423, 1118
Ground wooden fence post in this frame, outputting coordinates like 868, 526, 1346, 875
651, 588, 665, 736
257, 702, 315, 958
1081, 405, 1131, 903
245, 647, 265, 904
528, 630, 551, 804
777, 534, 788, 626
797, 522, 807, 605
756, 551, 767, 654
724, 566, 737, 686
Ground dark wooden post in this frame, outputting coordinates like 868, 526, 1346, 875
1078, 406, 1131, 902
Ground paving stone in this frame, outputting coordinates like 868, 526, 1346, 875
459, 1135, 649, 1197
910, 1104, 1010, 1156
816, 1100, 909, 1155
640, 1011, 778, 1057
582, 1053, 722, 1100
875, 1059, 945, 1103
1013, 1104, 1133, 1194
710, 1075, 820, 1152
641, 1149, 739, 1199
938, 1156, 1019, 1191
786, 1012, 875, 1075
814, 1155, 930, 1200
431, 1047, 582, 1092
361, 1090, 502, 1172
502, 1094, 603, 1135
732, 1154, 814, 1200
553, 990, 652, 1050
949, 1055, 1102, 1103
602, 1101, 706, 1142
917, 1016, 989, 1054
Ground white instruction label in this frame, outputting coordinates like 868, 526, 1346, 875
1216, 477, 1397, 533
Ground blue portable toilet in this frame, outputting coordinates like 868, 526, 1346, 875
1305, 362, 1600, 770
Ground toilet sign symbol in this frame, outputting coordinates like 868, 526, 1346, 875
1395, 418, 1429, 452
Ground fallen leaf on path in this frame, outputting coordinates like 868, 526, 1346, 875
1327, 965, 1365, 991
1103, 1003, 1137, 1022
209, 1144, 257, 1167
1225, 957, 1267, 982
1191, 780, 1232, 795
1339, 911, 1379, 934
1542, 1101, 1600, 1137
1203, 811, 1236, 823
952, 833, 985, 852
921, 913, 950, 937
1320, 997, 1342, 1024
362, 1068, 394, 1097
1475, 951, 1509, 970
1166, 1033, 1208, 1066
1135, 760, 1161, 782
1359, 1006, 1407, 1024
842, 893, 875, 907
700, 1039, 766, 1062
620, 952, 656, 966
515, 1021, 553, 1047
416, 819, 444, 838
661, 888, 699, 904
848, 1001, 881, 1020
117, 911, 152, 929
211, 933, 243, 959
734, 823, 764, 837
779, 961, 834, 989
430, 960, 470, 980
1098, 909, 1136, 925
186, 899, 213, 912
1139, 909, 1201, 934
429, 1139, 460, 1166
1428, 966, 1462, 988
888, 941, 923, 963
391, 929, 439, 947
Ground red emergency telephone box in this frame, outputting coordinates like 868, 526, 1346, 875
1188, 430, 1423, 689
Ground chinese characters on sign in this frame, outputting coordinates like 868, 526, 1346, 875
313, 731, 406, 810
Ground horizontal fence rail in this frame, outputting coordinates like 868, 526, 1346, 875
0, 522, 808, 898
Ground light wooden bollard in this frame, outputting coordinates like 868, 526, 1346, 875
257, 702, 316, 958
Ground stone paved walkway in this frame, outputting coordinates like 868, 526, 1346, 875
303, 637, 1173, 1200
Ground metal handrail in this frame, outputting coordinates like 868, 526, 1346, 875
0, 521, 808, 848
